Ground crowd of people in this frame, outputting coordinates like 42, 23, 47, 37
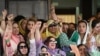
0, 5, 100, 56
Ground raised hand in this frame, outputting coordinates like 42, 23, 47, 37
50, 12, 58, 21
50, 5, 58, 21
70, 45, 80, 56
43, 23, 48, 28
86, 33, 93, 48
34, 21, 41, 41
58, 24, 63, 33
40, 23, 48, 33
35, 21, 42, 30
87, 33, 93, 41
2, 9, 7, 19
7, 14, 14, 21
30, 24, 36, 34
1, 9, 7, 31
51, 5, 55, 13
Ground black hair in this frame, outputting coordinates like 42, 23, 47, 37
69, 23, 76, 30
41, 46, 47, 50
62, 22, 69, 25
37, 19, 47, 30
78, 20, 87, 27
16, 42, 29, 56
77, 44, 87, 49
67, 23, 76, 38
12, 21, 18, 25
14, 15, 25, 23
44, 36, 55, 46
92, 19, 100, 29
77, 44, 91, 56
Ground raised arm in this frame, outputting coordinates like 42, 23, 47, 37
70, 45, 80, 56
40, 23, 48, 34
3, 14, 14, 56
86, 32, 94, 50
50, 5, 58, 21
0, 9, 7, 35
4, 14, 14, 41
28, 23, 36, 56
35, 21, 42, 42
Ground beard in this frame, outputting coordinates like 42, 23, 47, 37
67, 29, 75, 39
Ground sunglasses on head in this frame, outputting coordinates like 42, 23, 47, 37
19, 45, 27, 49
49, 23, 59, 27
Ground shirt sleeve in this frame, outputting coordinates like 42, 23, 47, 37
29, 39, 36, 56
59, 49, 66, 56
57, 32, 76, 47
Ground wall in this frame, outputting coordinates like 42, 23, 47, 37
53, 0, 80, 8
0, 0, 5, 15
8, 1, 48, 19
97, 0, 100, 7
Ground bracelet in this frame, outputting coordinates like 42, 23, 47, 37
6, 39, 10, 43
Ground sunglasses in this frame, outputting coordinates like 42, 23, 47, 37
49, 23, 59, 27
49, 40, 57, 43
49, 24, 57, 27
19, 45, 27, 49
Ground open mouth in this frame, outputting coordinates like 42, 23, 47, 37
51, 43, 55, 47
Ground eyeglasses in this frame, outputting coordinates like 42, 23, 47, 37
19, 45, 27, 49
49, 40, 57, 43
